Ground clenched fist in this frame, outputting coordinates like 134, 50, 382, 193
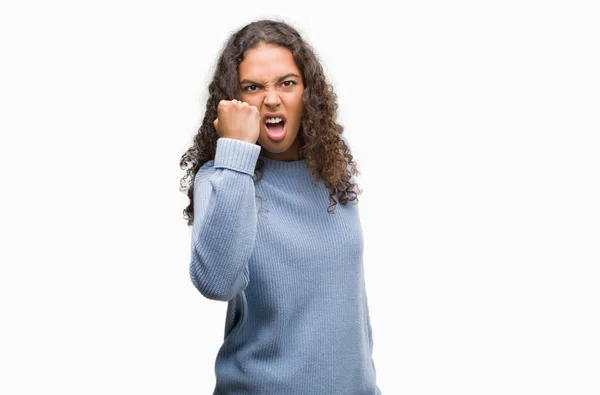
213, 99, 261, 144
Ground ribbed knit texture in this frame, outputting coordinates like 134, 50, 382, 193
190, 137, 381, 395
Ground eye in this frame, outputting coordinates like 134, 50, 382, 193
242, 81, 295, 92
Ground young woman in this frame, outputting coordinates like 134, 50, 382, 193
180, 19, 382, 395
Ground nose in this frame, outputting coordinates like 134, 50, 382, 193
264, 90, 281, 108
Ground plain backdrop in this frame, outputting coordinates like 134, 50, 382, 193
1, 1, 599, 394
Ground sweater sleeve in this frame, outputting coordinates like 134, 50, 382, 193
189, 137, 261, 301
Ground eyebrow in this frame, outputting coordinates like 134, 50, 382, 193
240, 73, 301, 86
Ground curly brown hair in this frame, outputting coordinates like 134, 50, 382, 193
179, 18, 362, 227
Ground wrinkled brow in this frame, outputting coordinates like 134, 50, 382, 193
240, 73, 301, 85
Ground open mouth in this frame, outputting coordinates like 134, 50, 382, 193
264, 118, 287, 141
265, 119, 285, 134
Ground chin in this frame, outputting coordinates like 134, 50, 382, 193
259, 134, 294, 150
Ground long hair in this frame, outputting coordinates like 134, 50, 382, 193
179, 19, 361, 227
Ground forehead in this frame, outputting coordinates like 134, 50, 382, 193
238, 43, 300, 79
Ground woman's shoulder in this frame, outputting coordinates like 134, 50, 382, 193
194, 160, 216, 186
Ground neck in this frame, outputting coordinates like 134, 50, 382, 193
260, 144, 304, 162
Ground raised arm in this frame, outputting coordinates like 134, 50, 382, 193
189, 137, 261, 301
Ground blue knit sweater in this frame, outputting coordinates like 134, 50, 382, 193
190, 137, 381, 395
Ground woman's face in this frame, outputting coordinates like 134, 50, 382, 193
238, 42, 305, 161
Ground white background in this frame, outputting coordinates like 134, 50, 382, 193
1, 0, 599, 394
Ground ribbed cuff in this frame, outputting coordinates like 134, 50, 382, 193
214, 137, 261, 176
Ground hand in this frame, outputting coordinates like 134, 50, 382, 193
213, 99, 261, 144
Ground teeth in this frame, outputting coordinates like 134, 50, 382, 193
265, 117, 283, 123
